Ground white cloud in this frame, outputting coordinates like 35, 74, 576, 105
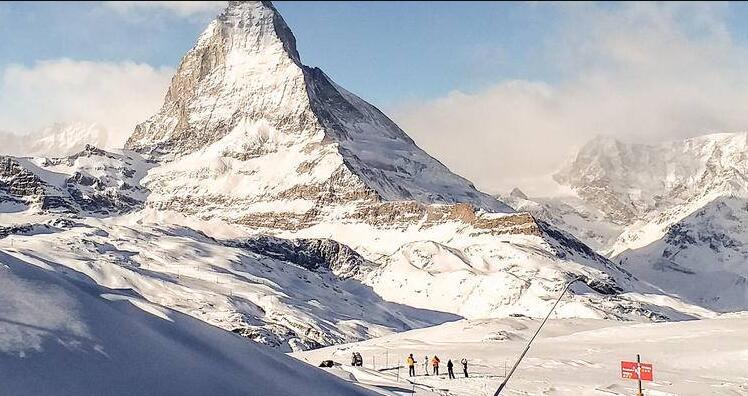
391, 3, 748, 196
0, 59, 173, 152
104, 1, 226, 18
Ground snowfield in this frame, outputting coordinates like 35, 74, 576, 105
295, 315, 748, 395
0, 216, 457, 352
0, 249, 376, 396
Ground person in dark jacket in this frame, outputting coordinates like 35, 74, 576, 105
447, 359, 455, 379
461, 358, 469, 378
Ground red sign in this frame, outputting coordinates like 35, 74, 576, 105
621, 361, 653, 381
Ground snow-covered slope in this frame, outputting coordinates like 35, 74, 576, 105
0, 218, 456, 352
0, 249, 377, 396
295, 315, 748, 395
514, 132, 748, 312
500, 188, 623, 253
617, 197, 748, 312
555, 133, 748, 228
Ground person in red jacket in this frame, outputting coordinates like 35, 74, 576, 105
431, 355, 441, 375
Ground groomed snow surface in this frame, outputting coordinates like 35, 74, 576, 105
296, 316, 748, 395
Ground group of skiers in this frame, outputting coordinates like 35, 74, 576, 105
405, 354, 469, 379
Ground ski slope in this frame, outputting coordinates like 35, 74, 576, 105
0, 249, 377, 396
294, 316, 748, 395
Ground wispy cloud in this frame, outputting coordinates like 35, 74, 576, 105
392, 3, 748, 196
0, 59, 173, 149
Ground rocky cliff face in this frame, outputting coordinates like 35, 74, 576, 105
0, 145, 150, 215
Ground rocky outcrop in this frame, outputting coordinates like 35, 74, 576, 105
230, 236, 373, 279
1, 146, 149, 215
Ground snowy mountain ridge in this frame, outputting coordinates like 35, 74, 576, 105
555, 132, 748, 226
506, 132, 748, 312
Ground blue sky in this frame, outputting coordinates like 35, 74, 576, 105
2, 2, 748, 106
9, 2, 747, 106
2, 2, 748, 194
0, 1, 564, 106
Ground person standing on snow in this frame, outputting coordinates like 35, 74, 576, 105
447, 359, 455, 379
423, 355, 429, 376
406, 354, 416, 377
461, 358, 469, 378
432, 355, 441, 375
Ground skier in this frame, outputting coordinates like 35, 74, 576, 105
423, 355, 429, 376
432, 355, 440, 375
447, 359, 455, 379
461, 358, 469, 378
406, 354, 416, 377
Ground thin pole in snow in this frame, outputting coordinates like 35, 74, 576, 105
494, 277, 582, 396
637, 354, 643, 396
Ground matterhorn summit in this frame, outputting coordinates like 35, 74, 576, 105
127, 1, 507, 216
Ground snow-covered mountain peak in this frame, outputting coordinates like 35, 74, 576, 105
127, 0, 509, 213
554, 131, 748, 224
509, 187, 529, 200
511, 132, 748, 312
207, 1, 300, 63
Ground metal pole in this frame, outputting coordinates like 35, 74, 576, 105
494, 277, 582, 396
637, 354, 643, 396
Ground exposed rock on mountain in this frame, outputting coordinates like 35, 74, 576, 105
0, 145, 150, 215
